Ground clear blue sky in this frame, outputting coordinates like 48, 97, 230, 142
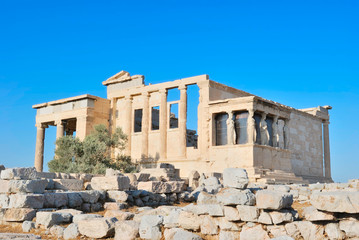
0, 0, 358, 182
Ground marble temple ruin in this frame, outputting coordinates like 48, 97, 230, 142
32, 71, 332, 183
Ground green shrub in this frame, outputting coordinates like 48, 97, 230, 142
48, 124, 137, 174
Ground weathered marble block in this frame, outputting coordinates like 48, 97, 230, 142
78, 217, 118, 238
36, 211, 72, 228
137, 181, 185, 194
53, 179, 84, 191
310, 191, 359, 213
43, 192, 68, 208
3, 208, 36, 222
216, 188, 256, 206
115, 220, 140, 240
91, 176, 130, 191
223, 168, 249, 189
7, 179, 48, 193
256, 190, 293, 210
0, 167, 37, 180
107, 191, 129, 202
9, 194, 44, 209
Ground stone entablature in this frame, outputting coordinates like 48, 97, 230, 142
32, 71, 332, 183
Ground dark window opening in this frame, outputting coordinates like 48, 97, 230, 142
134, 109, 143, 132
266, 116, 274, 146
215, 113, 228, 146
151, 106, 160, 130
169, 103, 179, 129
233, 111, 248, 144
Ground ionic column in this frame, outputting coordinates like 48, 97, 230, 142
141, 92, 150, 158
247, 109, 256, 144
227, 111, 234, 145
272, 115, 279, 147
76, 116, 88, 141
159, 89, 167, 160
34, 123, 46, 172
55, 120, 64, 139
323, 120, 331, 179
179, 85, 187, 158
283, 119, 290, 149
124, 96, 133, 156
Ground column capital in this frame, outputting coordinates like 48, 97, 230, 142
124, 95, 133, 101
178, 85, 187, 91
323, 120, 330, 125
35, 123, 48, 128
159, 89, 167, 94
55, 120, 63, 126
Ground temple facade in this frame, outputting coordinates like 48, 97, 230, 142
33, 71, 332, 183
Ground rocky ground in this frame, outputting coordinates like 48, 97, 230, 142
0, 164, 359, 240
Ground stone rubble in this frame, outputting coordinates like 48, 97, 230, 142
0, 166, 359, 240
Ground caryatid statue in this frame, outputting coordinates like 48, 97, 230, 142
247, 109, 256, 144
260, 112, 270, 146
226, 112, 236, 145
272, 116, 279, 147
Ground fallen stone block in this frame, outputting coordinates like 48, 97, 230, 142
36, 212, 72, 228
22, 221, 35, 232
200, 215, 218, 235
258, 211, 273, 225
164, 208, 182, 228
43, 192, 68, 208
202, 177, 222, 193
79, 190, 102, 203
310, 191, 359, 213
267, 225, 288, 238
7, 179, 48, 193
223, 168, 249, 189
104, 202, 127, 210
106, 168, 123, 177
139, 215, 163, 240
216, 188, 256, 206
73, 213, 103, 223
0, 180, 9, 193
78, 217, 118, 238
63, 223, 79, 240
269, 210, 294, 225
104, 210, 134, 220
35, 172, 56, 179
285, 222, 301, 239
178, 211, 200, 231
138, 181, 183, 194
53, 179, 83, 191
49, 225, 65, 238
325, 223, 345, 240
224, 206, 240, 221
236, 205, 259, 222
4, 208, 36, 222
240, 224, 270, 240
303, 206, 335, 221
9, 194, 44, 209
295, 221, 324, 240
135, 173, 150, 182
0, 194, 9, 208
91, 176, 130, 191
115, 220, 140, 240
107, 190, 129, 202
164, 228, 203, 240
197, 191, 219, 204
339, 220, 359, 238
0, 167, 37, 180
67, 192, 83, 208
56, 209, 83, 216
256, 190, 293, 210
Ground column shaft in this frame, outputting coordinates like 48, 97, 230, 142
323, 121, 331, 179
179, 85, 187, 158
247, 109, 256, 144
159, 89, 167, 160
141, 92, 150, 158
56, 120, 64, 139
124, 96, 132, 156
34, 124, 45, 172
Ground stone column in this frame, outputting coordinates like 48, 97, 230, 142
323, 120, 331, 179
34, 123, 46, 172
247, 109, 256, 144
76, 116, 89, 141
272, 115, 279, 147
124, 96, 133, 156
179, 85, 187, 158
159, 89, 167, 160
141, 92, 150, 159
55, 120, 64, 139
283, 119, 290, 149
227, 111, 234, 145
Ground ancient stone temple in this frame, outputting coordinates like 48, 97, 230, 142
33, 71, 332, 183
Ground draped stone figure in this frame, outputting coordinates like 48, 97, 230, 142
272, 116, 279, 147
247, 109, 256, 144
260, 113, 270, 145
283, 119, 290, 149
278, 119, 285, 149
227, 112, 236, 145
